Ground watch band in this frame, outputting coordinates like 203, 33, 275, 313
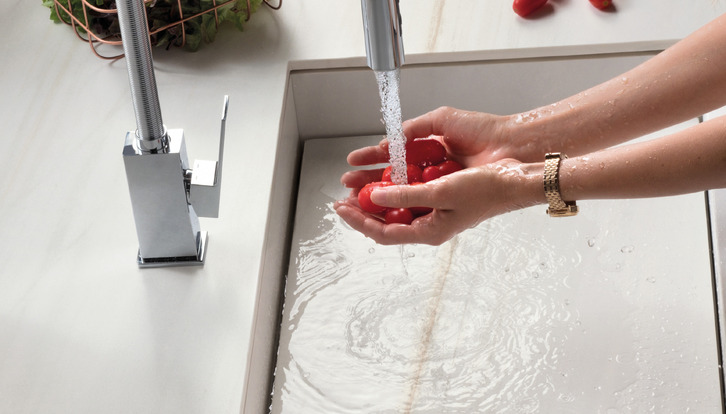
544, 152, 578, 217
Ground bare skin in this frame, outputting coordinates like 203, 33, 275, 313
335, 13, 726, 245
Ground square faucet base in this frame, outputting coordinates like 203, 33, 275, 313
136, 231, 208, 268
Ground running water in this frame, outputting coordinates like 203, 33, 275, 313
375, 69, 408, 185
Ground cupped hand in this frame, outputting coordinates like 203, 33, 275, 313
341, 106, 516, 189
334, 159, 542, 245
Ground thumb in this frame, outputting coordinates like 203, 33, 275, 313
370, 183, 433, 209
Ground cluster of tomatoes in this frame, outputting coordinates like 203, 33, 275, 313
357, 138, 464, 225
513, 0, 612, 18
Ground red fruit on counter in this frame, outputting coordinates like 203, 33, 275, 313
588, 0, 612, 10
513, 0, 548, 17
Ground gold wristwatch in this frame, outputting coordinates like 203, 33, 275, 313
544, 152, 578, 217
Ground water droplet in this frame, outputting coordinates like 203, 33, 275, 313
587, 238, 596, 247
368, 247, 375, 254
621, 245, 634, 253
558, 393, 575, 403
646, 276, 656, 283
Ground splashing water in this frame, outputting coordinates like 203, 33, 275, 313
375, 69, 407, 185
271, 207, 579, 413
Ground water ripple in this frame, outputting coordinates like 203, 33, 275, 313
273, 208, 578, 413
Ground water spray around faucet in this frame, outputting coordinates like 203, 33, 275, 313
118, 0, 227, 267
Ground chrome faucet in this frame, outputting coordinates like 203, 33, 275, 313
118, 0, 226, 267
360, 0, 405, 71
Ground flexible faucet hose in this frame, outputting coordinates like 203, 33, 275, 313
117, 0, 166, 151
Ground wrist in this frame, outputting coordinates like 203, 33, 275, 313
499, 161, 548, 210
502, 110, 564, 163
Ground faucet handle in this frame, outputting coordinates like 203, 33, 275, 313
188, 95, 228, 218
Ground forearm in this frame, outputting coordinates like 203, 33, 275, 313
556, 116, 726, 202
506, 13, 726, 162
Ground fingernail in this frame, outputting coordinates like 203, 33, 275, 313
370, 188, 389, 204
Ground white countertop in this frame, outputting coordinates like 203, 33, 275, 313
1, 1, 725, 413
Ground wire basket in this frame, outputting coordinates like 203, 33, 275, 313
47, 0, 282, 59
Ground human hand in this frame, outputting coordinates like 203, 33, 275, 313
342, 107, 514, 186
334, 159, 543, 245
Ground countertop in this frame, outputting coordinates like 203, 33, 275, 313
1, 1, 725, 413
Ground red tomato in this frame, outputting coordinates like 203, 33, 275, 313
381, 164, 423, 184
405, 139, 447, 168
513, 0, 548, 17
385, 208, 414, 225
358, 181, 394, 214
422, 160, 464, 182
409, 182, 434, 217
588, 0, 611, 9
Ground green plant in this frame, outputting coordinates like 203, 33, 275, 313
42, 0, 264, 52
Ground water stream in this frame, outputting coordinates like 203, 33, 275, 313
375, 69, 408, 185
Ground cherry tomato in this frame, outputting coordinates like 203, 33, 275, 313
409, 205, 433, 217
358, 181, 394, 214
422, 160, 464, 182
408, 182, 434, 217
588, 0, 612, 9
381, 163, 423, 184
512, 0, 548, 17
385, 208, 414, 225
405, 139, 447, 168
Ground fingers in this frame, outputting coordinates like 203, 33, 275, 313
333, 202, 455, 245
341, 168, 385, 188
402, 106, 458, 140
369, 181, 449, 210
348, 106, 464, 168
346, 139, 389, 166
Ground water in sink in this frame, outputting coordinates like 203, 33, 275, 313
273, 209, 577, 413
269, 128, 720, 413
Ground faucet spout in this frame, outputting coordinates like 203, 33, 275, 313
361, 0, 405, 72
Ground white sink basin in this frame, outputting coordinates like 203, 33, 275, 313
243, 50, 724, 413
